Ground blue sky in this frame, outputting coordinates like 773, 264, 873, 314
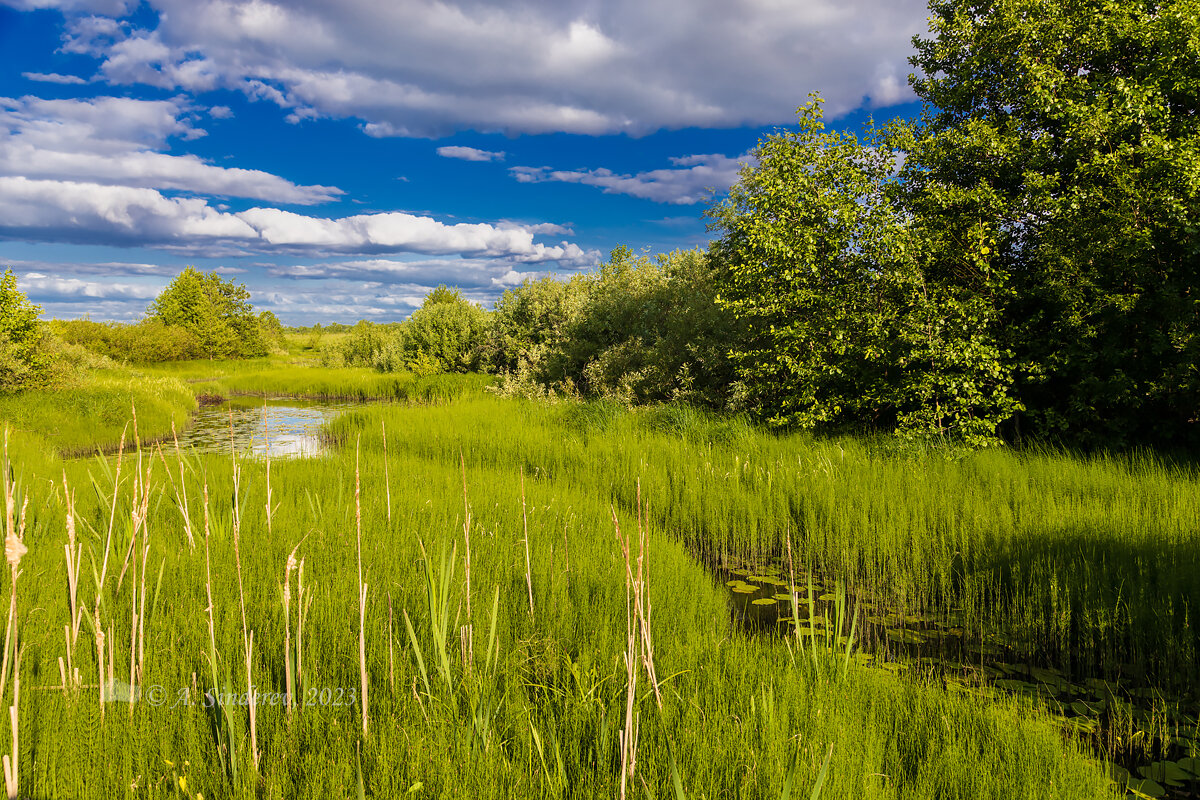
0, 0, 926, 324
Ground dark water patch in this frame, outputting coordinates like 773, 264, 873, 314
711, 552, 1200, 798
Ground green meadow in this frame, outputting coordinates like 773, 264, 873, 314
0, 358, 1196, 799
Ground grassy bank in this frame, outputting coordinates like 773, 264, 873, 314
4, 396, 1116, 799
0, 368, 195, 461
143, 358, 495, 402
330, 398, 1200, 700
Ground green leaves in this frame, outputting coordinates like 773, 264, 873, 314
708, 98, 1016, 444
148, 267, 268, 360
0, 269, 52, 393
907, 0, 1200, 448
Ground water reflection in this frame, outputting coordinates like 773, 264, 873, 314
174, 399, 361, 459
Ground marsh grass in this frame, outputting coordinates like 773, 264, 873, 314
0, 381, 1150, 798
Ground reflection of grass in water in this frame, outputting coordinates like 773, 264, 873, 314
176, 401, 364, 459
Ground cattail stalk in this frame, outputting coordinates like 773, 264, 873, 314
355, 438, 369, 737
460, 452, 473, 663
230, 410, 259, 768
520, 469, 534, 618
382, 420, 391, 524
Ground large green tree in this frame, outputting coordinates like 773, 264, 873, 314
707, 99, 1018, 443
904, 0, 1200, 447
403, 286, 490, 374
0, 269, 52, 392
148, 267, 268, 359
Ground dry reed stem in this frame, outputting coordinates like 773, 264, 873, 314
382, 420, 391, 524
297, 558, 309, 698
2, 677, 17, 800
282, 538, 304, 714
62, 471, 82, 646
229, 409, 259, 768
2, 436, 24, 800
173, 423, 195, 548
203, 482, 217, 660
97, 426, 127, 597
520, 469, 534, 618
613, 505, 638, 800
356, 438, 369, 738
635, 486, 661, 710
460, 451, 474, 666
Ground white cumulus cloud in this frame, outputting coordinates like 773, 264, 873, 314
0, 176, 591, 264
45, 0, 927, 137
510, 153, 753, 205
0, 95, 342, 204
436, 145, 505, 162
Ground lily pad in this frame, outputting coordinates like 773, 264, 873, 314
751, 597, 777, 606
1127, 777, 1166, 798
885, 629, 927, 645
1140, 762, 1192, 787
730, 585, 759, 594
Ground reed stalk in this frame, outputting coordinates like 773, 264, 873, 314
2, 433, 26, 800
229, 410, 259, 769
356, 438, 369, 738
62, 470, 82, 646
282, 540, 303, 714
382, 419, 391, 524
520, 468, 534, 618
297, 557, 309, 700
157, 422, 196, 549
2, 676, 17, 800
460, 452, 473, 666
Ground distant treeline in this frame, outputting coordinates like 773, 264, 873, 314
52, 267, 285, 362
317, 250, 731, 409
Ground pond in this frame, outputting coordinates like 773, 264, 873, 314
172, 398, 363, 459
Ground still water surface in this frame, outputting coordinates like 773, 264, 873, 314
174, 398, 362, 459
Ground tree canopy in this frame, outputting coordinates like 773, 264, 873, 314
148, 267, 268, 359
902, 0, 1200, 448
707, 0, 1200, 447
0, 269, 51, 392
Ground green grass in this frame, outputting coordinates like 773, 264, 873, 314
4, 366, 1191, 798
335, 397, 1200, 695
0, 368, 195, 461
141, 358, 494, 402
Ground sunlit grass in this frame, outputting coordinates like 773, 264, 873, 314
0, 365, 1180, 797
